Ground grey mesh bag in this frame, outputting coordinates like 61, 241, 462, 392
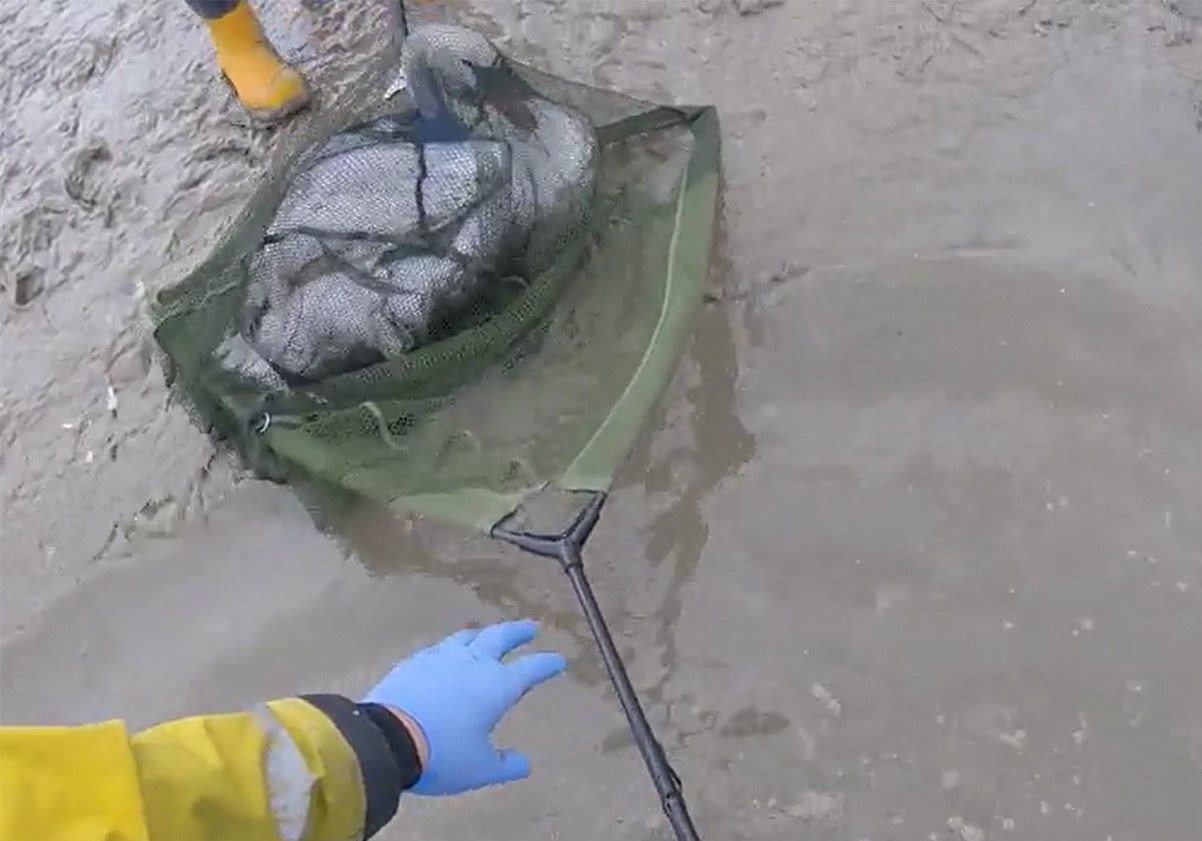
220, 24, 600, 389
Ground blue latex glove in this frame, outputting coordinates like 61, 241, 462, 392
364, 618, 567, 796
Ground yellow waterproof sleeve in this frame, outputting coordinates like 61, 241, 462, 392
0, 698, 369, 841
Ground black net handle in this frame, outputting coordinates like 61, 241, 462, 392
562, 551, 702, 841
494, 494, 704, 841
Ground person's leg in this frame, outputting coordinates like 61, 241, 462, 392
185, 0, 241, 18
187, 0, 310, 123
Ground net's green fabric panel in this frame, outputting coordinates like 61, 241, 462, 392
151, 43, 721, 534
561, 107, 720, 493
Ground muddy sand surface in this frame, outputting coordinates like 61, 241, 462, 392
3, 1, 1202, 839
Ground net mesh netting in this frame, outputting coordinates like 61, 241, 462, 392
151, 21, 720, 532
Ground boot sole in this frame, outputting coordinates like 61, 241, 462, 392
219, 70, 313, 126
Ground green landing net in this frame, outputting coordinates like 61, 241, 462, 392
150, 14, 719, 841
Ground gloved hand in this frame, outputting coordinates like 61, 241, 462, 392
364, 618, 567, 796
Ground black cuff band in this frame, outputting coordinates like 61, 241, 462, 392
357, 703, 423, 790
300, 694, 401, 839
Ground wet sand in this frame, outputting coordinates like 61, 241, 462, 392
3, 1, 1202, 839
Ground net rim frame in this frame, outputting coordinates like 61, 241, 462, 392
151, 93, 722, 537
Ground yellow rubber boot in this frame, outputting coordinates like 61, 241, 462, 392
204, 1, 311, 123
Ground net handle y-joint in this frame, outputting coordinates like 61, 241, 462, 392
495, 494, 703, 841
